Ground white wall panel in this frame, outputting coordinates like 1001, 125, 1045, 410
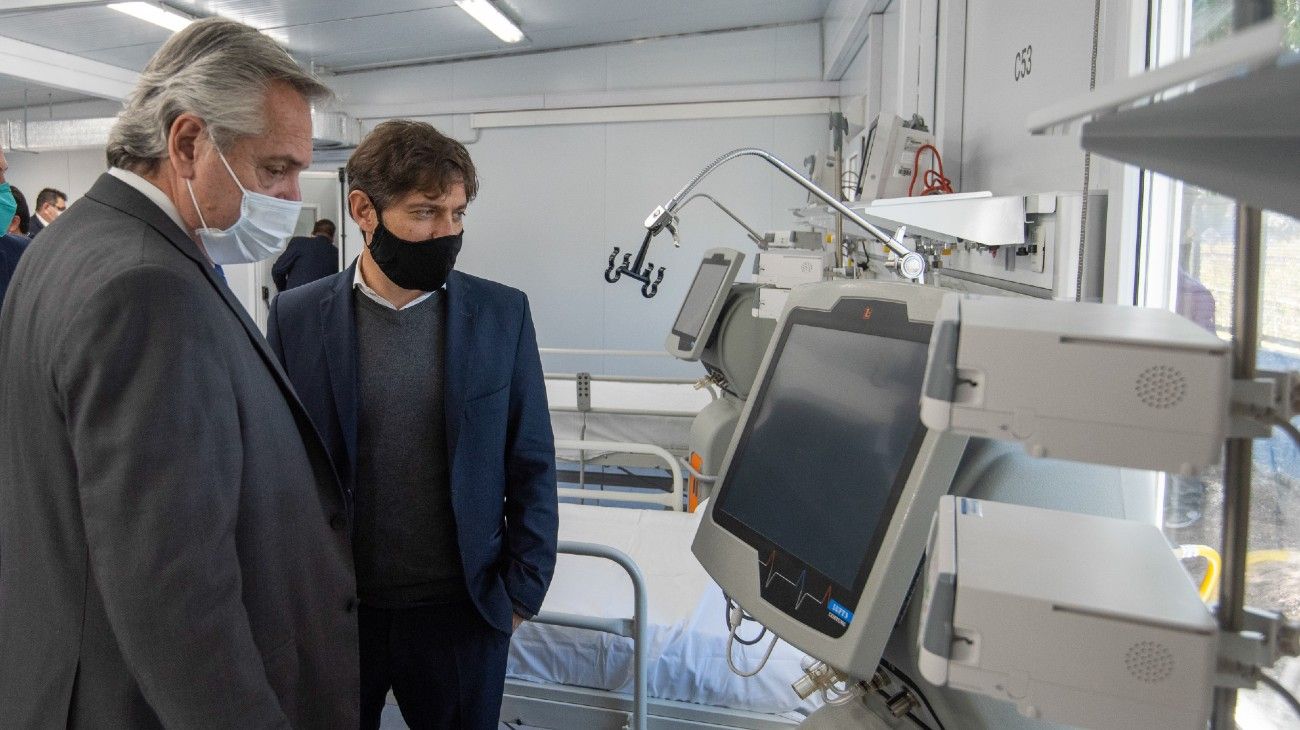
960, 0, 1099, 193
328, 65, 456, 110
880, 5, 901, 116
449, 48, 607, 100
4, 148, 105, 207
954, 0, 1140, 302
601, 22, 825, 91
442, 112, 826, 378
453, 122, 607, 371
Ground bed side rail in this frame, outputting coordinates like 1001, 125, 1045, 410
540, 346, 719, 401
555, 438, 685, 511
532, 540, 649, 730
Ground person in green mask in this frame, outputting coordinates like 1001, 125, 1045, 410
5, 185, 31, 237
1, 147, 31, 307
0, 146, 17, 231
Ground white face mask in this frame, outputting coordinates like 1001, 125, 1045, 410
185, 142, 302, 265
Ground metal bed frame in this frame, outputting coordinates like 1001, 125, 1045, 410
555, 438, 685, 511
544, 348, 712, 512
502, 541, 800, 730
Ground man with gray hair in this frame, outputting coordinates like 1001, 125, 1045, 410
0, 18, 358, 728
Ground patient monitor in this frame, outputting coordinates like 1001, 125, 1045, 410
666, 247, 746, 361
692, 280, 967, 678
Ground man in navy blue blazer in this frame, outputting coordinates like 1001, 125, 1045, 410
271, 218, 339, 292
267, 120, 557, 730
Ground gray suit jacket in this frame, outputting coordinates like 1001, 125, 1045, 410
0, 174, 359, 728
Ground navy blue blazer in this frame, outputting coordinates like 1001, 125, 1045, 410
0, 233, 29, 308
267, 263, 558, 633
272, 235, 339, 292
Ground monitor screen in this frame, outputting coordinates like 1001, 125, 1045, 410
713, 312, 931, 590
672, 260, 731, 341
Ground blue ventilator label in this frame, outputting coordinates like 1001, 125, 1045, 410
828, 599, 854, 626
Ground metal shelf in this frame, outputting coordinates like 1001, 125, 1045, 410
1081, 59, 1300, 220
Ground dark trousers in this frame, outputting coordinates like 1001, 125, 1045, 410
358, 601, 511, 730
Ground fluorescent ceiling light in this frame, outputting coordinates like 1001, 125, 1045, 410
455, 0, 525, 44
108, 2, 193, 32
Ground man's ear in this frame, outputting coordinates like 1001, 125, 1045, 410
348, 190, 377, 239
168, 113, 207, 180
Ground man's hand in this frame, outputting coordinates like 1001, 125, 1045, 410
512, 613, 526, 632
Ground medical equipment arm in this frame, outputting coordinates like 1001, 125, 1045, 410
605, 148, 928, 297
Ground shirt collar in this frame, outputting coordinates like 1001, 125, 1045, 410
107, 167, 190, 236
35, 213, 50, 227
352, 257, 439, 311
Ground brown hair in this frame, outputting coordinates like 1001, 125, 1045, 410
346, 120, 478, 211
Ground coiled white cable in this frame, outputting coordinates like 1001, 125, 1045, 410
725, 601, 779, 677
726, 629, 780, 677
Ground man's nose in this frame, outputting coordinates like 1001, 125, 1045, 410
435, 212, 459, 235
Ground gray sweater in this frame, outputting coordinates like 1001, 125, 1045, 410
353, 290, 465, 607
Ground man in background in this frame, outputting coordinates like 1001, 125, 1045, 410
0, 18, 358, 728
27, 186, 66, 237
273, 217, 339, 291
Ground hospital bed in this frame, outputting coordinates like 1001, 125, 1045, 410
502, 502, 817, 729
543, 348, 716, 511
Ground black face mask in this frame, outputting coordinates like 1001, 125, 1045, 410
367, 212, 463, 292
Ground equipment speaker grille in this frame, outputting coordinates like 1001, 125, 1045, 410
1124, 640, 1174, 683
1135, 365, 1187, 409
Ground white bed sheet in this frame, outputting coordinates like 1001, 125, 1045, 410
547, 380, 712, 457
507, 503, 818, 716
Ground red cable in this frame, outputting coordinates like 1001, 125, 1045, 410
908, 143, 954, 197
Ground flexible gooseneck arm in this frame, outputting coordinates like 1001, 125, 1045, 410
605, 148, 927, 297
652, 148, 924, 271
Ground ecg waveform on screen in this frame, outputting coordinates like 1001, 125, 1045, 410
760, 549, 832, 610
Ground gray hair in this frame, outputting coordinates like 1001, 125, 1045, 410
106, 17, 331, 173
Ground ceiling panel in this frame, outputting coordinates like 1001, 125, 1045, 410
76, 43, 179, 71
503, 0, 827, 33
0, 75, 96, 111
521, 3, 829, 50
272, 5, 501, 67
4, 0, 831, 75
173, 0, 454, 28
0, 6, 175, 53
307, 0, 831, 71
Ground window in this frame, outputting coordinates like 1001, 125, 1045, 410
1140, 2, 1300, 727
